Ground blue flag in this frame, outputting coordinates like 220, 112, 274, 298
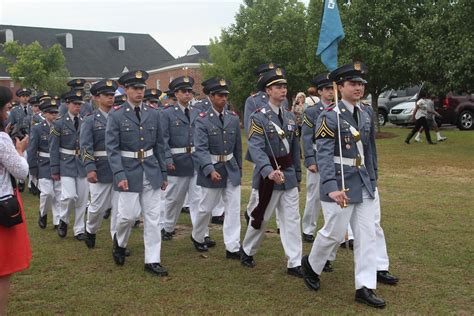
316, 0, 345, 71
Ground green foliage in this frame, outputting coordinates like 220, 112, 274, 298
202, 0, 309, 112
0, 41, 70, 95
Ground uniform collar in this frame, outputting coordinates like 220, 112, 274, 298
341, 99, 361, 114
268, 101, 282, 115
68, 111, 78, 120
177, 102, 188, 113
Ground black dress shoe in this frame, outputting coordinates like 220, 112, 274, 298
112, 234, 126, 266
204, 236, 216, 248
74, 233, 87, 241
340, 239, 354, 250
323, 260, 333, 272
287, 266, 304, 278
302, 233, 314, 243
277, 228, 280, 235
103, 208, 111, 219
57, 220, 67, 238
53, 224, 58, 231
38, 213, 47, 229
161, 229, 173, 241
18, 180, 25, 192
211, 215, 224, 225
301, 255, 320, 291
377, 270, 398, 285
240, 248, 255, 268
85, 231, 96, 248
181, 206, 190, 214
191, 236, 208, 252
404, 139, 410, 144
133, 220, 141, 228
226, 250, 240, 260
144, 263, 169, 276
125, 248, 131, 257
355, 287, 386, 308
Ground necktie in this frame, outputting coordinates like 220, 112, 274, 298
23, 106, 27, 115
74, 116, 79, 130
134, 106, 141, 122
278, 108, 283, 125
219, 113, 224, 124
185, 107, 190, 121
353, 107, 359, 125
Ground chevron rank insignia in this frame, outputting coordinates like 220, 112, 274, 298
82, 149, 95, 162
50, 126, 60, 137
248, 118, 264, 139
303, 114, 314, 128
315, 117, 334, 139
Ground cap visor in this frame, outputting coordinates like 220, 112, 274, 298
266, 78, 287, 87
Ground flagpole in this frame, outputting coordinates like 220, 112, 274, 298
333, 81, 348, 208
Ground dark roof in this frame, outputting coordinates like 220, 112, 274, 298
0, 25, 174, 78
154, 45, 210, 69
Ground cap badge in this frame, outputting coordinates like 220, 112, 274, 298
135, 71, 143, 79
106, 80, 113, 87
219, 79, 226, 86
76, 79, 81, 84
276, 68, 282, 76
183, 76, 190, 83
354, 62, 361, 71
51, 100, 57, 105
151, 89, 156, 94
76, 91, 82, 97
269, 63, 274, 69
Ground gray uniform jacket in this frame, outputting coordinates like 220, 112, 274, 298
301, 101, 329, 168
315, 101, 376, 204
49, 114, 86, 177
8, 104, 32, 132
31, 113, 45, 125
27, 121, 52, 179
194, 108, 242, 188
160, 104, 199, 177
80, 109, 113, 183
105, 102, 167, 192
362, 103, 378, 184
248, 104, 301, 191
193, 97, 212, 112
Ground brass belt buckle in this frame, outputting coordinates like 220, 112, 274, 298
218, 155, 226, 163
355, 155, 362, 168
75, 149, 80, 156
138, 149, 145, 161
186, 146, 192, 154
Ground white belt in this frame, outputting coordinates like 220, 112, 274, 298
93, 151, 107, 157
59, 147, 80, 156
211, 153, 233, 164
334, 156, 365, 167
38, 151, 50, 158
312, 143, 317, 152
170, 146, 195, 154
120, 149, 154, 159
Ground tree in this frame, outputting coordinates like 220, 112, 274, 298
202, 0, 309, 112
0, 41, 70, 95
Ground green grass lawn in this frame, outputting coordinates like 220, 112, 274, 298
7, 126, 474, 314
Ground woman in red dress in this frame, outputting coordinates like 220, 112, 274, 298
0, 86, 31, 314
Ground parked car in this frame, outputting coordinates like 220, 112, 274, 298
434, 92, 474, 130
388, 101, 416, 126
367, 86, 421, 126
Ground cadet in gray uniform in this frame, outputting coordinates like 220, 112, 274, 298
106, 70, 168, 276
301, 74, 334, 244
114, 94, 127, 106
50, 90, 89, 240
8, 88, 33, 136
27, 99, 61, 229
59, 79, 94, 117
81, 79, 119, 249
301, 63, 385, 308
191, 77, 242, 257
144, 88, 162, 109
243, 63, 287, 230
240, 68, 303, 278
29, 96, 44, 125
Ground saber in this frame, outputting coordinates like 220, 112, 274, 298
333, 82, 348, 208
259, 111, 285, 183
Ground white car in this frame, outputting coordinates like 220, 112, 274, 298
388, 101, 416, 125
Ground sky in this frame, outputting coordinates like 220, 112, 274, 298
0, 0, 310, 58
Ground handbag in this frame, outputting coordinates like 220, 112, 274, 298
0, 175, 23, 227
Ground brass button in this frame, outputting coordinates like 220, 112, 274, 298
140, 137, 144, 141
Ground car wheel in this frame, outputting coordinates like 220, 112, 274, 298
378, 110, 387, 126
458, 110, 473, 130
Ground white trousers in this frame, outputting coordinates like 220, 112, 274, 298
60, 176, 89, 235
38, 178, 61, 225
163, 174, 200, 233
192, 180, 241, 252
86, 182, 118, 239
116, 175, 162, 264
242, 187, 302, 268
302, 170, 322, 235
374, 188, 390, 271
308, 189, 377, 290
247, 188, 280, 228
212, 197, 225, 217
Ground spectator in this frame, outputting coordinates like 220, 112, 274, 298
305, 87, 320, 109
292, 92, 305, 137
414, 98, 447, 142
405, 91, 436, 144
0, 86, 31, 314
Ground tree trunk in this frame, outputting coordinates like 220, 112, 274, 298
371, 92, 381, 133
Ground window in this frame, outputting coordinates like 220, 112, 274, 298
65, 33, 73, 48
156, 80, 160, 89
